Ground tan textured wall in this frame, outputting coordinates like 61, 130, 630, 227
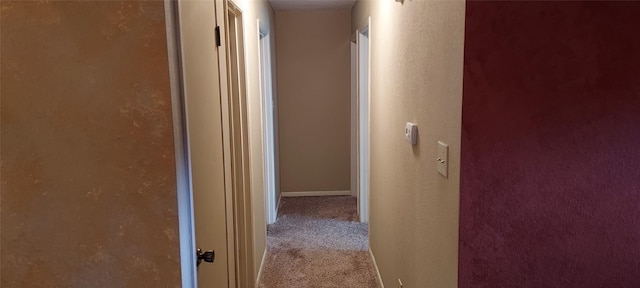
270, 9, 282, 215
229, 0, 278, 281
1, 1, 181, 287
276, 9, 351, 193
352, 1, 465, 287
255, 0, 279, 279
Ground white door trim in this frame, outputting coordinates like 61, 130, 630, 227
163, 1, 197, 287
223, 2, 254, 287
216, 1, 239, 287
258, 24, 277, 225
356, 17, 371, 223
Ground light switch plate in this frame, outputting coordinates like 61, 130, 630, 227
437, 141, 448, 178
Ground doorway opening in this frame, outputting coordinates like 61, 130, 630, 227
258, 11, 379, 287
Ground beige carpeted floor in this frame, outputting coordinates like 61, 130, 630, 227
258, 196, 382, 288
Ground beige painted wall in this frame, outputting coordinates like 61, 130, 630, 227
1, 1, 181, 287
276, 9, 352, 193
229, 0, 278, 282
270, 24, 282, 214
352, 1, 465, 287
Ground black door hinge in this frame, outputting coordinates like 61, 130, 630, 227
215, 26, 221, 47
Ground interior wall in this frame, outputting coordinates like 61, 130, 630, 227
351, 1, 465, 287
230, 0, 278, 282
268, 11, 282, 208
1, 1, 181, 286
276, 9, 352, 193
350, 42, 357, 197
459, 2, 640, 287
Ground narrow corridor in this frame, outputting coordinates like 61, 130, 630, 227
258, 197, 380, 287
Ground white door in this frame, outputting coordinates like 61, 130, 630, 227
175, 0, 234, 287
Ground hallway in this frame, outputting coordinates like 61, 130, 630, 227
5, 1, 640, 287
258, 197, 380, 287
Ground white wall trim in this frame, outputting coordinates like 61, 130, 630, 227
369, 247, 385, 288
356, 17, 372, 223
281, 190, 352, 197
276, 193, 282, 213
258, 20, 278, 226
255, 249, 267, 288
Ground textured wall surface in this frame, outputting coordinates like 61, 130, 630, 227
1, 2, 181, 287
352, 1, 465, 287
276, 9, 351, 193
246, 0, 279, 277
460, 2, 640, 287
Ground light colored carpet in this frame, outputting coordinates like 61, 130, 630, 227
258, 196, 381, 288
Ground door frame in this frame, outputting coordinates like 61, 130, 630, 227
355, 17, 371, 223
258, 24, 278, 225
223, 2, 254, 287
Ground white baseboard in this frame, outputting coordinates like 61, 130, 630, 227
281, 190, 352, 197
369, 247, 384, 288
255, 249, 267, 288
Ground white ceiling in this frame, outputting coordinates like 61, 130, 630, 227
269, 0, 356, 10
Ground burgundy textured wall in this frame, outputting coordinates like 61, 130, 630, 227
460, 2, 640, 287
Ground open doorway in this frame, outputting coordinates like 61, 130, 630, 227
257, 9, 381, 288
